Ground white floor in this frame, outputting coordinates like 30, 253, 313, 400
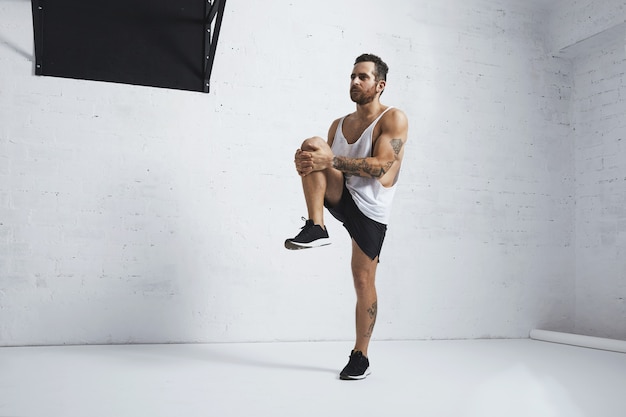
1, 339, 624, 417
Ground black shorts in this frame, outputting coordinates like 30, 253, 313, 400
325, 182, 387, 261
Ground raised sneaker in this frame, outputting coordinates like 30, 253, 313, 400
284, 218, 330, 250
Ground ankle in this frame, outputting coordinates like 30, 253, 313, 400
309, 218, 325, 229
353, 349, 368, 358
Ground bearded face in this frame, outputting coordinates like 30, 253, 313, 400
349, 62, 383, 105
350, 83, 378, 105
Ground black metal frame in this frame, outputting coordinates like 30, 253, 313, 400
31, 0, 44, 75
30, 0, 227, 93
203, 0, 227, 93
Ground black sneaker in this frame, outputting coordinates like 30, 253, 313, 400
284, 219, 330, 250
339, 350, 371, 380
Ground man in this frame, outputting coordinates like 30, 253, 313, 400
285, 53, 409, 380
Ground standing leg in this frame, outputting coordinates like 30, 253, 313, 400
340, 240, 378, 380
351, 239, 378, 357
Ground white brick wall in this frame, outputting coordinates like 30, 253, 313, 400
569, 33, 626, 339
547, 0, 626, 53
544, 0, 626, 340
0, 0, 620, 346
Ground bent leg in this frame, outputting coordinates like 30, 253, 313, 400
299, 137, 343, 227
301, 171, 328, 227
285, 137, 344, 250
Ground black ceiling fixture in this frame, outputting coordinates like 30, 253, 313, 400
30, 0, 226, 93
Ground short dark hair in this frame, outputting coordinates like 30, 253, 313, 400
354, 53, 389, 82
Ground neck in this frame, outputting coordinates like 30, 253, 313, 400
355, 99, 384, 119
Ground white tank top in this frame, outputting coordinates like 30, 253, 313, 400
331, 107, 398, 224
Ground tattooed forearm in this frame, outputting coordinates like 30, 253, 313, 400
364, 301, 378, 338
332, 138, 403, 178
332, 156, 363, 176
333, 156, 393, 178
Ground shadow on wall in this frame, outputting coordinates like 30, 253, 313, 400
0, 32, 33, 62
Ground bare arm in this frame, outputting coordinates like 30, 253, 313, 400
332, 109, 408, 180
294, 110, 408, 180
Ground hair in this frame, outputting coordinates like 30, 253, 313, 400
354, 53, 389, 82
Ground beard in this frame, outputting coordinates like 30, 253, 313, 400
350, 85, 377, 105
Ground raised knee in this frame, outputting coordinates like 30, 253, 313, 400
301, 136, 325, 151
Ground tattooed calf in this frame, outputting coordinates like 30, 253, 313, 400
364, 301, 378, 338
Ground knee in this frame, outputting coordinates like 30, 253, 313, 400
353, 271, 375, 296
301, 136, 326, 151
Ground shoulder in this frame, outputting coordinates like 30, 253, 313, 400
331, 116, 344, 128
328, 117, 344, 134
327, 117, 344, 144
380, 107, 408, 138
382, 107, 408, 126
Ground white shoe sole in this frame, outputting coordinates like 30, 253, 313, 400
284, 239, 331, 250
340, 367, 371, 380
